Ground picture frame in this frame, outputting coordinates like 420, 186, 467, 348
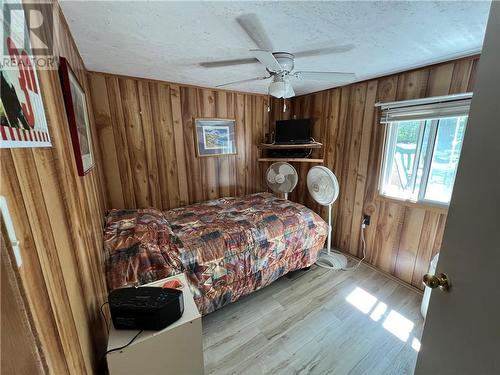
59, 57, 94, 176
194, 118, 237, 157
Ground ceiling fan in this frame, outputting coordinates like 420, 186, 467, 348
200, 14, 356, 98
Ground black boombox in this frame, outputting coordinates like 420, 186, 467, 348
109, 287, 184, 330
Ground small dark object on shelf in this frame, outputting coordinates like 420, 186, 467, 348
109, 287, 184, 331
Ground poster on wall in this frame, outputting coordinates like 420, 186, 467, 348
1, 0, 51, 148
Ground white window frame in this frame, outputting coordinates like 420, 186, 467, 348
376, 93, 472, 208
378, 115, 468, 208
416, 119, 439, 204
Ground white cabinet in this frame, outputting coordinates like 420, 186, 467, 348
107, 273, 204, 375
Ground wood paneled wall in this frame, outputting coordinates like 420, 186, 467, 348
284, 56, 479, 289
0, 1, 108, 373
1, 225, 44, 374
88, 72, 270, 209
88, 56, 478, 292
0, 3, 479, 372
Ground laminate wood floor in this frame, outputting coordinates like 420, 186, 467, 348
202, 263, 424, 375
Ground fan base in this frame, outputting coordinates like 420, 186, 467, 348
316, 249, 348, 270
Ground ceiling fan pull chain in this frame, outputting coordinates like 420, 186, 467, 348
283, 99, 287, 113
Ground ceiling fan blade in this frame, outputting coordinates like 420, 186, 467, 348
216, 76, 270, 88
199, 57, 258, 68
293, 71, 356, 81
293, 44, 355, 58
251, 49, 282, 72
236, 13, 274, 51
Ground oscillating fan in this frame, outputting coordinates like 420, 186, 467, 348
266, 162, 298, 199
307, 166, 347, 270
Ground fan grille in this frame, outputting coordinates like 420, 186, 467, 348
307, 166, 339, 206
266, 162, 298, 194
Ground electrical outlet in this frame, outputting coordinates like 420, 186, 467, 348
363, 214, 371, 226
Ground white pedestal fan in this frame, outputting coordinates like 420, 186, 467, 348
307, 166, 347, 270
265, 162, 298, 199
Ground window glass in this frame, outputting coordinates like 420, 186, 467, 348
380, 116, 467, 206
382, 120, 423, 200
424, 116, 467, 203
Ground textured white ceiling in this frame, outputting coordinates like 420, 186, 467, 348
59, 1, 491, 96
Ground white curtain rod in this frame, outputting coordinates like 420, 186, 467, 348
375, 92, 473, 110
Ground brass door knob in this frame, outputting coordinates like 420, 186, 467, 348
423, 273, 450, 291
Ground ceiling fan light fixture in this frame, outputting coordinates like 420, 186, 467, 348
269, 79, 285, 98
269, 77, 295, 98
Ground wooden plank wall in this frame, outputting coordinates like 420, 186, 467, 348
282, 56, 479, 289
0, 1, 108, 373
87, 56, 477, 293
88, 72, 270, 209
0, 3, 478, 373
1, 224, 44, 374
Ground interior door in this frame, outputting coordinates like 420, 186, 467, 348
415, 3, 500, 374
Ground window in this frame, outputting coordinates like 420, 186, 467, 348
379, 113, 468, 206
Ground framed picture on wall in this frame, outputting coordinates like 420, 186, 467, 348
194, 118, 237, 157
1, 0, 50, 148
59, 57, 94, 176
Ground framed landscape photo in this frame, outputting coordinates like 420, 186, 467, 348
194, 118, 237, 157
59, 57, 94, 176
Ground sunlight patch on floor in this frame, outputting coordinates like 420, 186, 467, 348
411, 337, 421, 352
369, 302, 388, 322
345, 287, 378, 314
345, 286, 420, 349
382, 309, 415, 342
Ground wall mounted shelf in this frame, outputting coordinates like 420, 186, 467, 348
258, 142, 323, 149
258, 158, 324, 163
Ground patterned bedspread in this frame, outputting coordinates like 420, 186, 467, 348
104, 193, 328, 315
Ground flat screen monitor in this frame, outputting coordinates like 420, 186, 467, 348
275, 119, 312, 144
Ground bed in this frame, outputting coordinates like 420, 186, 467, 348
103, 192, 328, 315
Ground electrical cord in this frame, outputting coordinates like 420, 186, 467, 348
341, 221, 367, 271
104, 330, 144, 356
100, 301, 109, 332
304, 137, 315, 158
100, 301, 143, 359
